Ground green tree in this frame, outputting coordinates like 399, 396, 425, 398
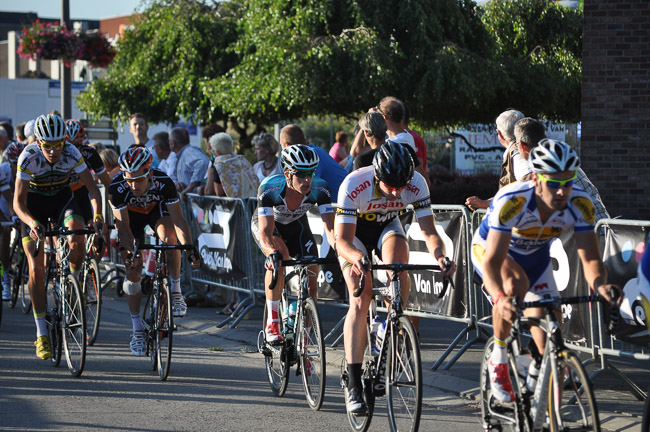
77, 0, 240, 126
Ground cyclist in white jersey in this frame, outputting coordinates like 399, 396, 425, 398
336, 140, 455, 413
13, 114, 103, 360
471, 139, 620, 402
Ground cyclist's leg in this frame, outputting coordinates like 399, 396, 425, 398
61, 195, 87, 277
22, 228, 49, 358
378, 219, 411, 315
153, 213, 187, 317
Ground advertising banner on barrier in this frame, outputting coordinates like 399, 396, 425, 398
401, 211, 467, 317
602, 225, 650, 346
305, 208, 345, 301
555, 231, 588, 343
187, 195, 245, 279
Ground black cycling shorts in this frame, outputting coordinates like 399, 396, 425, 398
21, 188, 83, 238
72, 184, 93, 223
251, 212, 318, 258
127, 202, 170, 244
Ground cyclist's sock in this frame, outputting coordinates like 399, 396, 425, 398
131, 313, 144, 332
33, 311, 48, 337
491, 336, 508, 364
347, 363, 363, 390
170, 277, 182, 295
267, 299, 280, 324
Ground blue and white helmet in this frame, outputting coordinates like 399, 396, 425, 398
281, 144, 319, 172
530, 139, 580, 173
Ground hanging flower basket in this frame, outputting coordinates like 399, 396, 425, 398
18, 20, 116, 68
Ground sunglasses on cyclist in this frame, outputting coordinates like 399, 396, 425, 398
537, 172, 578, 189
124, 169, 151, 184
381, 181, 407, 193
292, 170, 315, 178
39, 139, 65, 150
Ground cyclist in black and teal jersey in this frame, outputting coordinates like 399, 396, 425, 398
251, 144, 336, 344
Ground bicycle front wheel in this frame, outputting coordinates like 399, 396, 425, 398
45, 270, 62, 367
262, 302, 289, 396
549, 350, 600, 432
82, 259, 102, 345
154, 277, 173, 380
386, 315, 422, 432
62, 274, 86, 377
299, 297, 326, 410
642, 386, 650, 432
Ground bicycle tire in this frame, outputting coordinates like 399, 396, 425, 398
62, 274, 86, 377
299, 297, 326, 410
480, 337, 527, 432
549, 350, 600, 432
155, 276, 173, 381
386, 315, 422, 432
262, 302, 289, 397
142, 289, 157, 371
19, 257, 32, 314
82, 259, 102, 345
642, 387, 650, 432
7, 232, 21, 308
45, 267, 62, 367
344, 323, 375, 432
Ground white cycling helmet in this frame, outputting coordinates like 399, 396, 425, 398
34, 114, 67, 142
281, 144, 319, 171
530, 139, 580, 173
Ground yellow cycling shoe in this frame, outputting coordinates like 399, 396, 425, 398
34, 335, 52, 360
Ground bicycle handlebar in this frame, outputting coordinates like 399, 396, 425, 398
518, 295, 602, 310
354, 258, 451, 298
267, 255, 336, 291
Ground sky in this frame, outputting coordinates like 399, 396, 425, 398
1, 1, 140, 20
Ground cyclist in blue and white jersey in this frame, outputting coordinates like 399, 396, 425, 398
13, 114, 103, 360
336, 140, 455, 413
472, 139, 620, 403
251, 144, 335, 343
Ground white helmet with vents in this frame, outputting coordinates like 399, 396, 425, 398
530, 139, 580, 173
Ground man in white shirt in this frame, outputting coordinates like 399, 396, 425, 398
152, 131, 177, 181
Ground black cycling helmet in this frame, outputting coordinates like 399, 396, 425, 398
373, 140, 414, 188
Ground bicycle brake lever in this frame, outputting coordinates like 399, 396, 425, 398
353, 256, 370, 298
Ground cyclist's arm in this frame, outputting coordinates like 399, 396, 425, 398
575, 230, 615, 302
482, 229, 517, 320
96, 170, 112, 191
79, 168, 103, 221
13, 177, 37, 230
111, 206, 134, 252
166, 201, 193, 246
320, 212, 336, 253
350, 129, 368, 158
1, 189, 14, 217
335, 221, 365, 277
258, 214, 277, 256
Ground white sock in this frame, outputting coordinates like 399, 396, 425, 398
131, 314, 144, 332
267, 299, 280, 324
491, 336, 508, 364
35, 314, 48, 337
171, 278, 181, 295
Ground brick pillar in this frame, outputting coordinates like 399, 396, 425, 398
582, 1, 650, 220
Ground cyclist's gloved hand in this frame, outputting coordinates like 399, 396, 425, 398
600, 285, 622, 335
187, 246, 201, 269
265, 250, 282, 271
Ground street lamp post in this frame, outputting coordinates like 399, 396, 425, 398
61, 0, 71, 119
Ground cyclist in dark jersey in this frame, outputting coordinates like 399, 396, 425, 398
251, 145, 335, 343
13, 114, 104, 360
108, 146, 200, 357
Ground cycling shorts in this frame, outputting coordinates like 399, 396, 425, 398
127, 202, 170, 244
251, 212, 318, 258
338, 217, 406, 271
72, 184, 93, 223
21, 188, 83, 240
471, 229, 558, 302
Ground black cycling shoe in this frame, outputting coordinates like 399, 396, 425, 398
346, 386, 367, 414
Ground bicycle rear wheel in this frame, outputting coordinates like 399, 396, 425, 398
19, 257, 32, 314
386, 315, 422, 432
549, 350, 600, 432
155, 276, 173, 381
299, 297, 326, 410
82, 259, 101, 345
262, 302, 289, 396
62, 274, 86, 377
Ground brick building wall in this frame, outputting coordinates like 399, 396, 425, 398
582, 1, 650, 220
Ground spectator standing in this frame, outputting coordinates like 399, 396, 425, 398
352, 112, 387, 170
465, 109, 525, 210
0, 125, 12, 164
403, 103, 428, 172
15, 122, 27, 143
99, 148, 121, 179
329, 131, 349, 163
206, 132, 259, 315
252, 133, 282, 182
152, 131, 177, 181
128, 113, 159, 166
23, 119, 36, 144
170, 127, 210, 201
280, 124, 347, 201
200, 123, 225, 155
